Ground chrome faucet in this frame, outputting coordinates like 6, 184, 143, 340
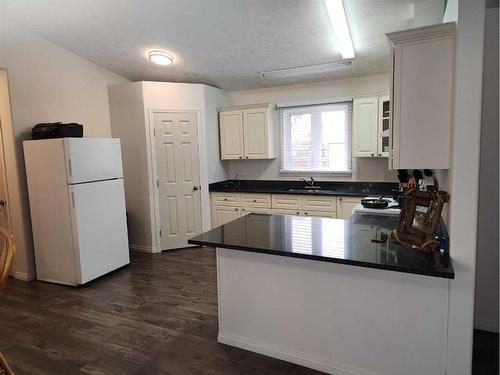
300, 176, 315, 188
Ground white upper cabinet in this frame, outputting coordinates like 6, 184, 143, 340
387, 23, 455, 169
353, 95, 388, 158
219, 104, 276, 160
219, 110, 244, 160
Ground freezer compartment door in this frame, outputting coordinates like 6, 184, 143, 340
65, 138, 123, 184
69, 179, 130, 284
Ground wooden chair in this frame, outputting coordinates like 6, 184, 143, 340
0, 226, 15, 375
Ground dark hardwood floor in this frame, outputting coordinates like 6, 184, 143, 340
0, 248, 498, 374
0, 248, 322, 375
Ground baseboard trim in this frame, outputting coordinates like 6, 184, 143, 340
218, 333, 381, 375
15, 271, 34, 281
129, 244, 156, 253
474, 320, 499, 333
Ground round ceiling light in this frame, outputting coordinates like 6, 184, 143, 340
149, 50, 173, 65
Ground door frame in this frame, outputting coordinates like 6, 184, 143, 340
0, 71, 16, 275
147, 109, 206, 252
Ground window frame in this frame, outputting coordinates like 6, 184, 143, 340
279, 101, 353, 175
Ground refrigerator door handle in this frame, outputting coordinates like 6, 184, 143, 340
71, 192, 75, 208
68, 158, 72, 177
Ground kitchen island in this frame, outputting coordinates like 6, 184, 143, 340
189, 213, 454, 375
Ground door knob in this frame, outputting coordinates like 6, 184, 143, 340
193, 185, 199, 191
0, 200, 6, 206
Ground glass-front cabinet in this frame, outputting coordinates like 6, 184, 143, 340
378, 95, 390, 157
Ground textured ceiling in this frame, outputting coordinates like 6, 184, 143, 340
0, 0, 415, 91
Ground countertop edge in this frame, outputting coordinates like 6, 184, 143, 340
187, 240, 455, 280
208, 188, 370, 197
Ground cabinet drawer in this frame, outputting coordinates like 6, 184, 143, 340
241, 207, 271, 215
271, 195, 302, 210
271, 209, 301, 216
212, 192, 241, 206
302, 196, 337, 212
241, 193, 271, 208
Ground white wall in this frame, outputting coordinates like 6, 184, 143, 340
474, 6, 499, 332
0, 22, 128, 280
109, 81, 226, 252
108, 82, 149, 251
225, 73, 398, 182
203, 85, 229, 183
413, 0, 446, 27
445, 1, 486, 374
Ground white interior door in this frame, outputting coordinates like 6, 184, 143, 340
70, 179, 130, 284
153, 111, 202, 250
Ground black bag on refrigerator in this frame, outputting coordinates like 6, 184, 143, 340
32, 122, 83, 140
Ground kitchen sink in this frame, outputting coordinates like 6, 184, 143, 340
287, 188, 335, 194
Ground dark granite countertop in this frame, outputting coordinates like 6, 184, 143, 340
188, 213, 454, 279
209, 179, 399, 197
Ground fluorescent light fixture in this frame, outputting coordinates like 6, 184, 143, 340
324, 0, 355, 59
260, 60, 352, 79
149, 50, 173, 65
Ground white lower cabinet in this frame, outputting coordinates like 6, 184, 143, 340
211, 192, 365, 227
212, 205, 241, 227
271, 195, 302, 210
336, 197, 362, 220
212, 192, 351, 228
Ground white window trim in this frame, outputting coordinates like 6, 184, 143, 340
279, 101, 353, 174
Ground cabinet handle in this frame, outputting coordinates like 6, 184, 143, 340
378, 153, 382, 157
239, 156, 242, 159
224, 198, 228, 201
339, 198, 343, 202
246, 156, 249, 159
304, 212, 308, 215
296, 212, 300, 215
371, 153, 374, 157
253, 199, 257, 203
235, 208, 238, 211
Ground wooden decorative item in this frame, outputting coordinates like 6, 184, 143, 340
392, 189, 449, 252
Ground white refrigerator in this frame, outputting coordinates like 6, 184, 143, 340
24, 138, 130, 285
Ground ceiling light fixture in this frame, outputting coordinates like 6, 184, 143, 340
260, 60, 352, 79
324, 0, 355, 59
149, 50, 173, 65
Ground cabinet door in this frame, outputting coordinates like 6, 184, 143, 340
353, 97, 379, 157
302, 195, 337, 212
212, 206, 241, 227
336, 197, 362, 219
219, 111, 244, 160
243, 108, 268, 159
271, 194, 302, 210
377, 95, 390, 157
390, 30, 454, 169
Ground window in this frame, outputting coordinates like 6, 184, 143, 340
281, 102, 352, 173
